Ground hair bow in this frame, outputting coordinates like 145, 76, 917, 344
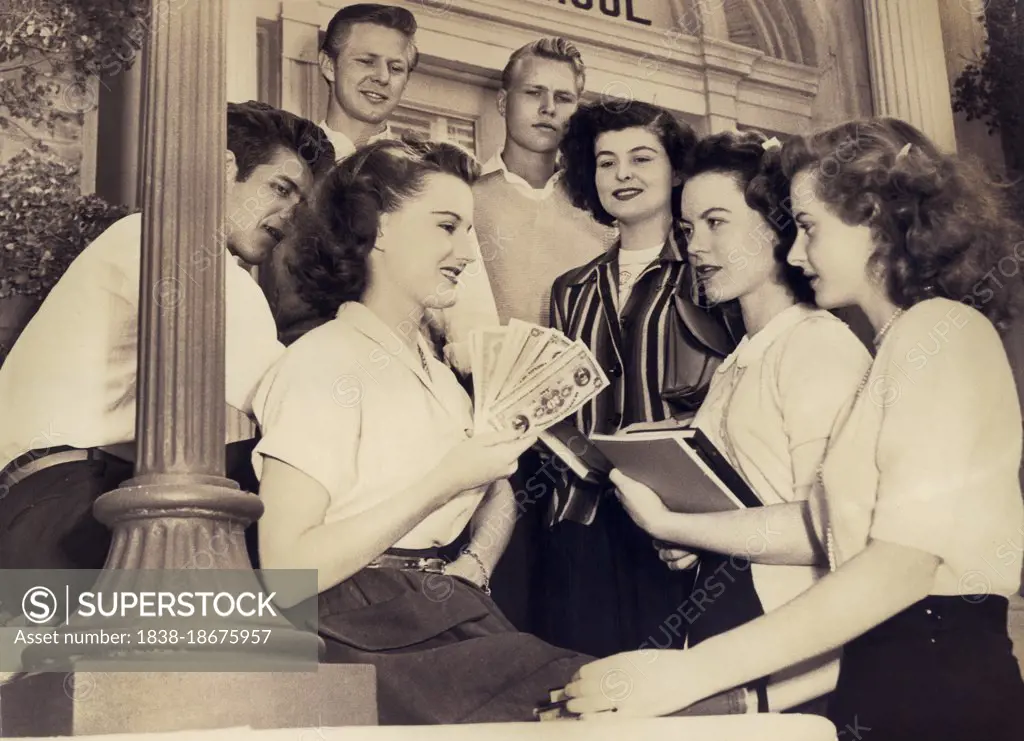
761, 136, 782, 151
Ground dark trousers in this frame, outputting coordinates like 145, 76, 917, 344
0, 440, 261, 570
828, 595, 1024, 741
0, 456, 133, 570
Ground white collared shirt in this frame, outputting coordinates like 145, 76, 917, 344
816, 298, 1023, 597
0, 214, 284, 471
251, 301, 486, 548
693, 304, 871, 612
479, 152, 562, 201
317, 120, 394, 162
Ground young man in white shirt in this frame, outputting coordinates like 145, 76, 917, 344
0, 101, 335, 570
474, 38, 616, 326
315, 3, 416, 158
268, 4, 499, 367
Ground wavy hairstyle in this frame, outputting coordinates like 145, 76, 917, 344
559, 99, 696, 227
227, 101, 336, 181
289, 136, 480, 318
781, 117, 1023, 331
685, 130, 813, 304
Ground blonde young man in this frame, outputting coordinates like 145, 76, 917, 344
270, 4, 499, 364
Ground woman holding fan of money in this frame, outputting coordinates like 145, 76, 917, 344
532, 99, 738, 659
248, 137, 590, 724
604, 130, 871, 714
561, 119, 1024, 739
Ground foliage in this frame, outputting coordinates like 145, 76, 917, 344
952, 0, 1024, 174
0, 0, 148, 148
0, 150, 135, 299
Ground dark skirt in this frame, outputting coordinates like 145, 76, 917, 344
317, 565, 588, 724
532, 493, 699, 658
828, 594, 1024, 741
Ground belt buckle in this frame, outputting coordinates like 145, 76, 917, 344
417, 557, 445, 574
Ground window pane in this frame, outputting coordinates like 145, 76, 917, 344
391, 106, 477, 156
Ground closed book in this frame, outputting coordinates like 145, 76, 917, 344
538, 420, 613, 484
590, 427, 762, 512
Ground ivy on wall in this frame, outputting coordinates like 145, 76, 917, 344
0, 0, 147, 148
952, 0, 1023, 180
0, 1, 146, 302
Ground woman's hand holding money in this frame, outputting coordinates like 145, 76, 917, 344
437, 428, 537, 495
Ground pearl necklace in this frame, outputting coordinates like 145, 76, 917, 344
872, 308, 905, 349
820, 306, 905, 571
416, 343, 431, 376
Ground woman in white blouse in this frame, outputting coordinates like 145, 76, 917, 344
250, 138, 587, 724
605, 130, 871, 713
563, 118, 1024, 739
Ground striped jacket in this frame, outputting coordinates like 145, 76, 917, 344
548, 232, 729, 524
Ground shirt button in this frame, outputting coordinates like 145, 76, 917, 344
609, 413, 623, 427
609, 363, 622, 377
925, 609, 933, 615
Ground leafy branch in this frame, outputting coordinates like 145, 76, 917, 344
0, 0, 148, 146
951, 0, 1024, 173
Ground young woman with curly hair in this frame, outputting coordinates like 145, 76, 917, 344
609, 130, 871, 714
249, 138, 590, 724
563, 117, 1024, 740
533, 100, 739, 659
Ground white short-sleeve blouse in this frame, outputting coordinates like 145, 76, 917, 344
816, 298, 1024, 597
251, 302, 488, 550
694, 304, 872, 612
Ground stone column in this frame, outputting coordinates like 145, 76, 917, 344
863, 0, 957, 152
98, 0, 257, 571
1, 0, 376, 731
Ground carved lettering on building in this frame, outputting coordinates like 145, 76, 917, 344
552, 0, 653, 26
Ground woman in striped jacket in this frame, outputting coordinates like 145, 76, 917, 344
532, 100, 737, 658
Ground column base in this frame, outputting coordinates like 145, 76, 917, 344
0, 665, 378, 736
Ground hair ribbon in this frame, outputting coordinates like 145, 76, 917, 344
761, 136, 782, 151
896, 142, 912, 161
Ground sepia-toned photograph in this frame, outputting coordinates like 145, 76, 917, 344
0, 1, 1022, 739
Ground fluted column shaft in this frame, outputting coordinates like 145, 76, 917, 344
864, 0, 958, 152
134, 0, 227, 479
92, 0, 261, 572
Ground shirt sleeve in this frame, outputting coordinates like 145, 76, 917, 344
250, 341, 362, 503
776, 317, 872, 491
225, 262, 285, 416
869, 302, 1017, 559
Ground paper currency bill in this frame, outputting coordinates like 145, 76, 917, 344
484, 345, 609, 433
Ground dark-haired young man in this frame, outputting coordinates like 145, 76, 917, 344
0, 101, 335, 570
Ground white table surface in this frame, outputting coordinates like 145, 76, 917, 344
23, 716, 838, 740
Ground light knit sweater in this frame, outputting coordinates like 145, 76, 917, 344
472, 171, 617, 326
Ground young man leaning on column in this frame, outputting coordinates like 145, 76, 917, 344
0, 102, 335, 570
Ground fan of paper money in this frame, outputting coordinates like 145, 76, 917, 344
469, 319, 609, 433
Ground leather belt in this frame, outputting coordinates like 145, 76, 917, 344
0, 447, 119, 488
366, 554, 447, 574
